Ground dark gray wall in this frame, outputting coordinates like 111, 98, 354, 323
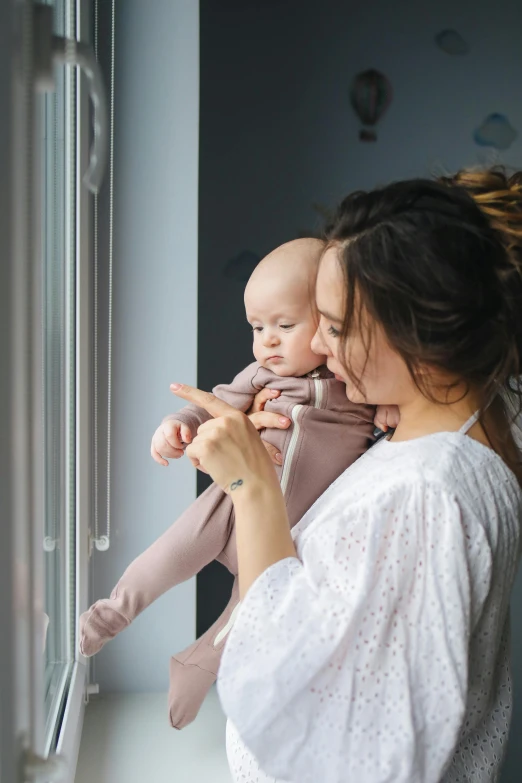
199, 0, 522, 392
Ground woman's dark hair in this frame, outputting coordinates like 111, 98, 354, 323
325, 167, 522, 484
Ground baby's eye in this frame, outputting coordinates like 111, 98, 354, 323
328, 325, 341, 338
252, 326, 263, 333
280, 324, 295, 330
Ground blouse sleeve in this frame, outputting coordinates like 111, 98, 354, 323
217, 480, 489, 783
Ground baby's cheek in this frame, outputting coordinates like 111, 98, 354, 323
303, 332, 324, 360
252, 338, 263, 365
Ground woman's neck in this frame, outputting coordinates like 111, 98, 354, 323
391, 390, 488, 445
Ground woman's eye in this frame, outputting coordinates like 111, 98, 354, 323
280, 324, 295, 330
328, 325, 341, 338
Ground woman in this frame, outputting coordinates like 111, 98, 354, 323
172, 168, 522, 782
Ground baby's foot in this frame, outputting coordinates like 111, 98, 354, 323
169, 656, 217, 730
79, 600, 130, 657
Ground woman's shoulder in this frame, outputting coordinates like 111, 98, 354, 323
295, 431, 521, 558
391, 431, 515, 481
327, 431, 521, 514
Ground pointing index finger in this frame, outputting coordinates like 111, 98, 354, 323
170, 383, 237, 419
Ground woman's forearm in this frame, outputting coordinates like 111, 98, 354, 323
232, 481, 297, 599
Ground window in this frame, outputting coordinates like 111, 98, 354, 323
3, 1, 102, 779
40, 0, 78, 751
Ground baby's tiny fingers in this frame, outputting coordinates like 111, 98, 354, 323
388, 408, 401, 428
180, 424, 193, 444
151, 445, 169, 466
163, 422, 183, 450
250, 388, 280, 414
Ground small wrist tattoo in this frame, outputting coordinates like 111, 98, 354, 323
230, 479, 244, 492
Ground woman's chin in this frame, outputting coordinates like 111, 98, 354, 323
344, 384, 367, 404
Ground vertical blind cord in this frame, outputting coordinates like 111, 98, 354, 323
93, 0, 99, 544
106, 0, 115, 546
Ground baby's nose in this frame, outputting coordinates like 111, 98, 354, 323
263, 330, 280, 346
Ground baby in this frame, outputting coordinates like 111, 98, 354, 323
79, 238, 382, 730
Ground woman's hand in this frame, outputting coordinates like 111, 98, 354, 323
246, 387, 289, 466
170, 383, 283, 496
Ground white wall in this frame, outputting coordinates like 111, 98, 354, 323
198, 1, 522, 779
92, 0, 199, 693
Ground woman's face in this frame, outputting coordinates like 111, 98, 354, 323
312, 246, 416, 406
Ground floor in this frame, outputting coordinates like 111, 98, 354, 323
75, 686, 231, 782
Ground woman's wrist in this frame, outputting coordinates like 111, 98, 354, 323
229, 473, 289, 528
230, 473, 294, 598
229, 473, 283, 507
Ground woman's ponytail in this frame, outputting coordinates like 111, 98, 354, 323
439, 167, 522, 480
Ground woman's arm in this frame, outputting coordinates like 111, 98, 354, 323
231, 478, 296, 598
216, 481, 476, 783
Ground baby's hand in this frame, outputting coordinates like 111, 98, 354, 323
374, 404, 400, 432
150, 418, 193, 466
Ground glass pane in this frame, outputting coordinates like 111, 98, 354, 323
40, 0, 77, 749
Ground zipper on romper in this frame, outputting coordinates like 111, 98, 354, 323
214, 602, 242, 647
313, 377, 323, 409
309, 367, 325, 410
279, 404, 304, 495
279, 374, 325, 496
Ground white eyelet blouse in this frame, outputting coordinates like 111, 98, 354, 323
217, 428, 522, 783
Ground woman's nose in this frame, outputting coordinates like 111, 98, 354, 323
311, 326, 330, 356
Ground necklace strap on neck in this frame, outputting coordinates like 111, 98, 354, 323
459, 410, 480, 435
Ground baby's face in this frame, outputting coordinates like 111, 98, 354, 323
245, 275, 326, 377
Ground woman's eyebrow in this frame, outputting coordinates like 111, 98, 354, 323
318, 309, 343, 323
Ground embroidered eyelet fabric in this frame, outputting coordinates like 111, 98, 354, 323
217, 433, 522, 783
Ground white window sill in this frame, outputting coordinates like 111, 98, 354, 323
75, 686, 230, 783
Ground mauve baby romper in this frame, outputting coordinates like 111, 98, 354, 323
80, 362, 376, 728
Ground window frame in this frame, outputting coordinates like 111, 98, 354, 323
54, 0, 93, 775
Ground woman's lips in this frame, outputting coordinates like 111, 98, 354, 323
327, 363, 345, 382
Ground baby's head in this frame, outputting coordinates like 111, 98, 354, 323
244, 238, 326, 377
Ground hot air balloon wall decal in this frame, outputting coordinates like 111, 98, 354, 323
350, 69, 393, 142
